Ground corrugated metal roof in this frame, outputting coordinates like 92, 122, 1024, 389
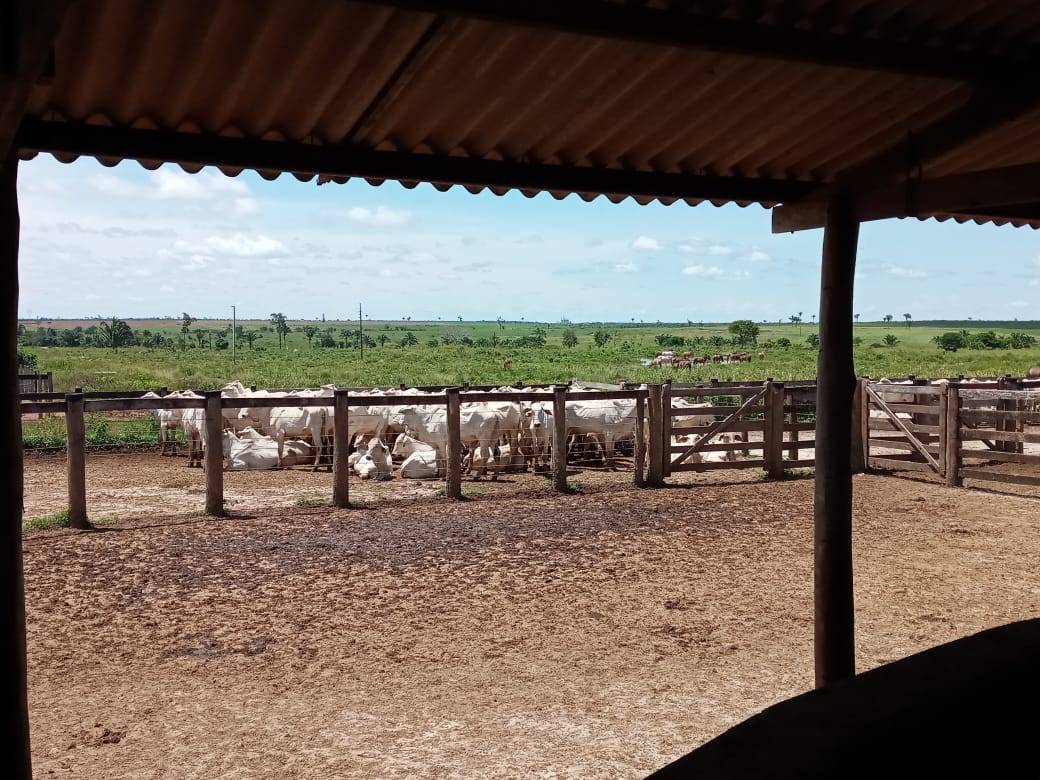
16, 0, 1040, 223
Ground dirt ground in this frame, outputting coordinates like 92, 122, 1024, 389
20, 455, 1040, 779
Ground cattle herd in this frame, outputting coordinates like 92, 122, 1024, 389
648, 350, 762, 368
142, 381, 737, 479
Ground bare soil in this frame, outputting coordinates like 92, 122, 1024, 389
21, 460, 1040, 779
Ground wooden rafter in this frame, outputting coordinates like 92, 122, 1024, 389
16, 119, 817, 204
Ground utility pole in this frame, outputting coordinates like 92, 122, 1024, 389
231, 305, 236, 368
359, 302, 363, 360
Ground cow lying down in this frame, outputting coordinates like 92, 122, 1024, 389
391, 434, 439, 479
222, 428, 313, 470
354, 437, 393, 480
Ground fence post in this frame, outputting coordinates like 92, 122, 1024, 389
634, 391, 646, 487
552, 385, 569, 492
332, 389, 350, 508
204, 390, 224, 516
65, 392, 89, 529
1009, 378, 1024, 454
764, 381, 785, 478
445, 388, 462, 499
945, 385, 962, 487
647, 383, 664, 486
661, 380, 673, 477
786, 390, 799, 461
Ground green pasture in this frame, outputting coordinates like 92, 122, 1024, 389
19, 319, 1040, 392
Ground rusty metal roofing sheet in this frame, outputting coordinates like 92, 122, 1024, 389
16, 0, 1040, 224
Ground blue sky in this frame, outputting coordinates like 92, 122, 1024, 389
15, 154, 1040, 323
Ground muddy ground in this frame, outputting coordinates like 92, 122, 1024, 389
20, 456, 1040, 779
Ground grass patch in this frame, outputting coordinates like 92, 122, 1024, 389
294, 496, 331, 508
23, 509, 69, 531
22, 414, 171, 451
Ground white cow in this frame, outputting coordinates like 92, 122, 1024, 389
389, 403, 505, 479
178, 391, 207, 467
565, 398, 638, 470
141, 390, 188, 456
239, 404, 326, 470
222, 430, 313, 470
354, 437, 392, 480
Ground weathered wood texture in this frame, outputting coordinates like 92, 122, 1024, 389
64, 392, 88, 529
332, 389, 350, 508
552, 385, 569, 492
445, 388, 462, 500
814, 195, 858, 688
634, 394, 645, 488
647, 384, 664, 485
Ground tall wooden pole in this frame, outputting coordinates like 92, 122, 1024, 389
65, 392, 89, 529
814, 194, 859, 688
1, 153, 31, 778
204, 391, 225, 516
552, 385, 569, 492
332, 389, 351, 508
445, 388, 462, 499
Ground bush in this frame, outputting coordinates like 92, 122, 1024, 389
883, 334, 899, 347
654, 334, 685, 348
933, 332, 966, 352
805, 333, 820, 348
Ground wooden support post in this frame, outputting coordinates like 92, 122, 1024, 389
1009, 378, 1024, 454
661, 379, 673, 477
787, 391, 799, 462
204, 390, 224, 516
945, 385, 963, 487
332, 389, 350, 508
65, 392, 89, 529
858, 379, 870, 471
647, 383, 665, 486
814, 194, 858, 688
634, 393, 645, 487
445, 388, 462, 499
2, 123, 32, 780
552, 385, 569, 492
764, 381, 785, 478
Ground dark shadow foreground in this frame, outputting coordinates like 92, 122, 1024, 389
648, 618, 1040, 779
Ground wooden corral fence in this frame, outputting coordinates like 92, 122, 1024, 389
20, 386, 654, 526
862, 377, 1040, 490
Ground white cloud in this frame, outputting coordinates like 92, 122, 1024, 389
677, 243, 697, 253
87, 174, 139, 196
1029, 278, 1039, 287
748, 249, 770, 262
707, 244, 733, 256
631, 235, 662, 250
614, 263, 639, 273
151, 168, 249, 200
347, 205, 412, 226
233, 197, 259, 216
201, 234, 287, 258
682, 265, 724, 277
883, 264, 927, 278
1009, 300, 1029, 308
1031, 255, 1040, 268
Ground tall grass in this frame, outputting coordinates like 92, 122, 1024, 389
22, 414, 168, 451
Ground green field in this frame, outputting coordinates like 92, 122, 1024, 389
18, 319, 1040, 392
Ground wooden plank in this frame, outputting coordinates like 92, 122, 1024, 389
671, 420, 765, 435
961, 469, 1040, 487
783, 422, 817, 432
868, 457, 938, 473
960, 409, 1040, 423
19, 401, 64, 414
784, 459, 816, 469
671, 440, 763, 453
867, 419, 940, 433
959, 428, 1040, 444
958, 448, 1040, 465
662, 381, 672, 478
960, 389, 1040, 401
671, 404, 762, 417
868, 384, 945, 397
867, 438, 941, 454
670, 459, 766, 472
634, 394, 645, 488
871, 402, 947, 415
647, 384, 664, 485
85, 397, 204, 412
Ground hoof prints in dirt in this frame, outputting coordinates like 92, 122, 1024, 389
175, 636, 272, 658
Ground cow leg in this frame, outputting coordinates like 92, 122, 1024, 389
605, 433, 617, 471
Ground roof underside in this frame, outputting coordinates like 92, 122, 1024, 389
15, 0, 1040, 226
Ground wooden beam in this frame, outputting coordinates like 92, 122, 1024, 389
814, 193, 859, 688
356, 0, 1037, 83
0, 153, 31, 779
16, 119, 815, 205
773, 162, 1040, 232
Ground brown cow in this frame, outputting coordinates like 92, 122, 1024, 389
1027, 366, 1040, 379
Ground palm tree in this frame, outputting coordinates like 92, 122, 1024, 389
883, 314, 894, 325
903, 312, 912, 328
97, 317, 133, 350
854, 313, 860, 323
